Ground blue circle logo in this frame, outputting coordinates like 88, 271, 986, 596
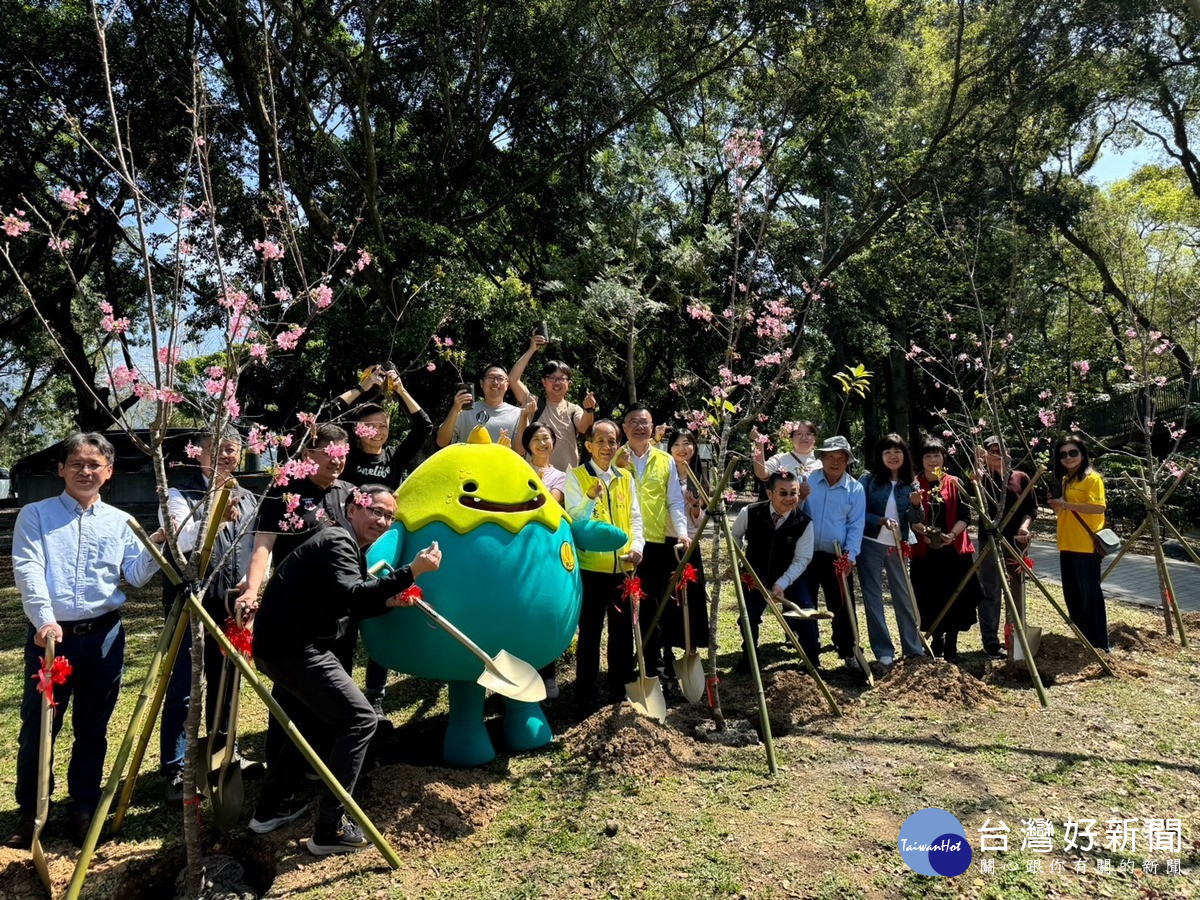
898, 808, 972, 877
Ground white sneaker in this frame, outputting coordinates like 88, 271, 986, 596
878, 655, 894, 667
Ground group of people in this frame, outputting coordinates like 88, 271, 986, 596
7, 328, 1114, 857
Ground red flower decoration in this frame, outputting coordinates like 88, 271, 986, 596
898, 541, 914, 559
740, 572, 756, 591
1023, 556, 1034, 571
33, 655, 73, 709
223, 616, 254, 660
673, 563, 699, 604
397, 584, 423, 606
833, 554, 853, 576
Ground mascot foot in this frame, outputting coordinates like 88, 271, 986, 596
502, 699, 553, 752
443, 680, 496, 766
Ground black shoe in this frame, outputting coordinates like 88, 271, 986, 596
306, 815, 368, 856
5, 815, 35, 849
164, 767, 185, 803
68, 810, 97, 848
249, 794, 311, 834
368, 696, 385, 719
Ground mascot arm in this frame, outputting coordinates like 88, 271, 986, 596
570, 518, 628, 553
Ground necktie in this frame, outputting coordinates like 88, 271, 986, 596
771, 511, 782, 527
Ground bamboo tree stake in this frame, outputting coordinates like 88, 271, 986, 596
1121, 470, 1189, 645
1102, 465, 1191, 580
922, 467, 1045, 638
181, 592, 402, 867
111, 605, 190, 833
728, 539, 841, 716
66, 526, 185, 900
968, 480, 1048, 707
998, 534, 1115, 678
716, 510, 778, 775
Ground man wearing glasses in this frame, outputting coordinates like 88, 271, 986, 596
507, 330, 597, 469
730, 470, 814, 671
436, 364, 522, 447
9, 432, 166, 847
242, 484, 441, 855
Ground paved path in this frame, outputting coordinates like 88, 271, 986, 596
1025, 539, 1200, 613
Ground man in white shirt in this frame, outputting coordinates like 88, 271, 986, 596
507, 330, 596, 470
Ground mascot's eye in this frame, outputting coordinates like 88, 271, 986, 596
462, 480, 478, 493
528, 479, 538, 491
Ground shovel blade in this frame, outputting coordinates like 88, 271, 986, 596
625, 676, 667, 723
476, 650, 546, 702
676, 651, 706, 704
854, 647, 875, 686
212, 767, 244, 834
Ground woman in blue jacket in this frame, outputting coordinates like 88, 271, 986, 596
856, 434, 925, 664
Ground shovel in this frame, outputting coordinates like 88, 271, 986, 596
625, 595, 667, 723
833, 542, 873, 685
367, 561, 545, 702
209, 661, 243, 832
890, 525, 935, 657
672, 544, 705, 704
31, 635, 55, 896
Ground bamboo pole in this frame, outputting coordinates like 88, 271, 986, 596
110, 604, 190, 834
999, 535, 1115, 678
716, 510, 778, 775
922, 467, 1045, 638
727, 539, 841, 716
1103, 466, 1190, 581
181, 596, 401, 868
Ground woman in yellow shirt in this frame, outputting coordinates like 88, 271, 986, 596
1048, 438, 1110, 651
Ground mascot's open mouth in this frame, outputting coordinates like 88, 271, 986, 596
458, 494, 547, 513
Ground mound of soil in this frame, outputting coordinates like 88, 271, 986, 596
1109, 622, 1179, 654
874, 656, 1000, 707
560, 704, 718, 777
360, 764, 507, 852
988, 633, 1149, 686
755, 669, 843, 735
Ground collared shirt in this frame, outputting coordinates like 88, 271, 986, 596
13, 491, 162, 629
626, 445, 689, 539
731, 504, 814, 591
564, 463, 645, 553
764, 451, 821, 478
803, 469, 867, 560
163, 474, 210, 554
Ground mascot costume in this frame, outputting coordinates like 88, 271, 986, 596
364, 427, 625, 765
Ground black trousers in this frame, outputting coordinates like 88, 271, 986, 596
1060, 550, 1110, 651
256, 646, 377, 825
576, 571, 636, 705
801, 550, 857, 659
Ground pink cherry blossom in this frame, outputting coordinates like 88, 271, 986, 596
2, 208, 31, 240
296, 411, 317, 428
1038, 408, 1056, 427
324, 441, 350, 460
58, 188, 90, 214
184, 441, 203, 460
273, 287, 292, 304
48, 236, 72, 253
425, 361, 436, 372
312, 284, 334, 309
158, 346, 182, 366
274, 324, 305, 351
109, 365, 140, 390
355, 423, 379, 441
249, 343, 268, 361
1075, 360, 1090, 376
253, 238, 285, 261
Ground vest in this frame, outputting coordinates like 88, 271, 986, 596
572, 463, 635, 573
163, 472, 256, 608
627, 446, 673, 543
743, 501, 811, 588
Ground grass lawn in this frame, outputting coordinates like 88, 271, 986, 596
1, 538, 1198, 898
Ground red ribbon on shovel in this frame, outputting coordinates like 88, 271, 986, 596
33, 655, 72, 709
674, 563, 698, 604
222, 617, 254, 661
832, 553, 853, 577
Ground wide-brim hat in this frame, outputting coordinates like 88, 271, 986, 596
814, 435, 855, 465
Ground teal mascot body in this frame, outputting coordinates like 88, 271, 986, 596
363, 427, 625, 765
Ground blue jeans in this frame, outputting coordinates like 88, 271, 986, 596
856, 540, 924, 659
16, 619, 125, 816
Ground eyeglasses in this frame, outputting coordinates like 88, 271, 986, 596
1059, 449, 1082, 460
362, 506, 392, 522
544, 375, 569, 383
773, 490, 800, 498
483, 374, 508, 383
65, 462, 109, 473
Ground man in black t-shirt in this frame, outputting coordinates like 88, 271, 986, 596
330, 364, 433, 489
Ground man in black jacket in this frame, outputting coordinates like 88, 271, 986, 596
243, 484, 441, 855
730, 471, 815, 670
